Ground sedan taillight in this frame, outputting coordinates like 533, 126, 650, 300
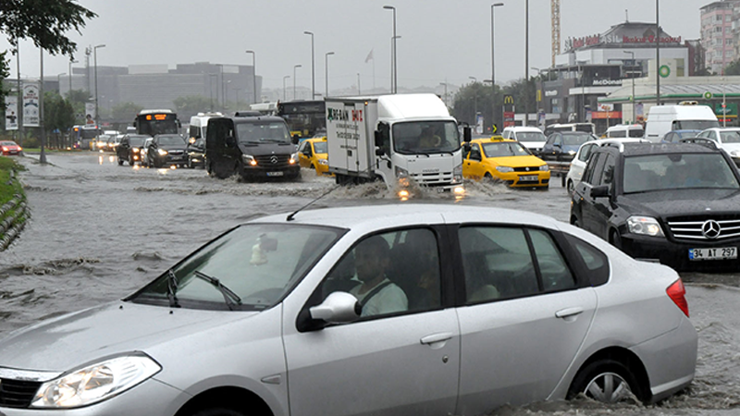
666, 279, 689, 317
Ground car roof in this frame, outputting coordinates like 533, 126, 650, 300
471, 136, 515, 144
602, 142, 721, 156
252, 204, 561, 233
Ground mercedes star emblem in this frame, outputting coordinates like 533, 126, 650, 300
701, 220, 721, 239
270, 155, 279, 164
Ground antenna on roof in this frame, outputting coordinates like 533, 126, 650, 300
625, 9, 629, 23
286, 185, 341, 221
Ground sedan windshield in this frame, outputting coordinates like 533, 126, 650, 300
481, 141, 530, 157
623, 153, 740, 194
157, 135, 186, 146
313, 141, 328, 153
516, 132, 546, 142
237, 122, 292, 144
128, 223, 344, 310
562, 134, 593, 146
393, 121, 461, 154
720, 131, 740, 143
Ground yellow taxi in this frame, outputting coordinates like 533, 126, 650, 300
297, 137, 332, 176
463, 136, 550, 188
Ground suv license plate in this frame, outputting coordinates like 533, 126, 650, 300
520, 175, 538, 181
267, 171, 284, 177
689, 247, 737, 261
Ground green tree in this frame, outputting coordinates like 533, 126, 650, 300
43, 90, 75, 147
0, 0, 97, 102
111, 102, 143, 124
173, 95, 213, 116
725, 60, 740, 76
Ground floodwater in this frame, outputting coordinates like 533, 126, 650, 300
1, 152, 739, 416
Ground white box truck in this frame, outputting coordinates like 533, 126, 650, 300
326, 94, 465, 195
644, 102, 719, 142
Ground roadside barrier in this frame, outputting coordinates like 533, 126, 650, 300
0, 192, 29, 251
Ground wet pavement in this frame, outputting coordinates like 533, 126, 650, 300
1, 152, 739, 415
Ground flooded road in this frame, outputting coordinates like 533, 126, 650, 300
1, 152, 739, 415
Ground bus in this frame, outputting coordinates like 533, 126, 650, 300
276, 100, 326, 140
72, 125, 101, 150
134, 109, 181, 137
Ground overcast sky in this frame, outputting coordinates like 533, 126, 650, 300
2, 0, 711, 92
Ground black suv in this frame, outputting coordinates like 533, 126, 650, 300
145, 134, 189, 168
205, 115, 300, 180
570, 141, 740, 271
117, 134, 150, 166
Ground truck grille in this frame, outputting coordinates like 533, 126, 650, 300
255, 154, 291, 168
410, 172, 454, 187
0, 378, 41, 408
667, 215, 740, 241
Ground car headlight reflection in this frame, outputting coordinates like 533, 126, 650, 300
318, 158, 329, 166
31, 354, 161, 409
242, 154, 257, 166
290, 152, 299, 165
496, 166, 514, 173
539, 164, 549, 172
157, 148, 168, 156
627, 216, 665, 237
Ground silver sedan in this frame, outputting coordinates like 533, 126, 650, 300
0, 204, 697, 416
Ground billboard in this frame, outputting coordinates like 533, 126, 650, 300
22, 83, 40, 127
5, 95, 18, 131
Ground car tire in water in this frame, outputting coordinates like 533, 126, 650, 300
117, 158, 124, 166
567, 358, 645, 404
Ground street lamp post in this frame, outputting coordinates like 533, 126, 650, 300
325, 52, 335, 98
293, 64, 302, 100
93, 44, 105, 129
68, 59, 77, 96
624, 51, 636, 123
303, 31, 315, 99
469, 76, 478, 125
245, 50, 257, 104
383, 5, 397, 94
208, 73, 216, 111
283, 75, 290, 101
524, 0, 529, 127
40, 48, 46, 164
491, 2, 504, 130
655, 0, 661, 105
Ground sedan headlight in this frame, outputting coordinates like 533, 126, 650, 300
568, 150, 576, 155
157, 148, 168, 156
31, 354, 161, 409
627, 216, 664, 237
318, 158, 329, 166
453, 163, 463, 182
496, 166, 514, 173
539, 164, 549, 172
132, 148, 140, 153
731, 150, 740, 157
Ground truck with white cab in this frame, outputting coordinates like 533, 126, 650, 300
326, 94, 465, 195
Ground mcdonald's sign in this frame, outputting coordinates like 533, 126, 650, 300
503, 94, 514, 105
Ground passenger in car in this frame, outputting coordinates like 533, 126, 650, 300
350, 236, 408, 316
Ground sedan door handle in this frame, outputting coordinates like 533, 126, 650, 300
555, 307, 584, 319
420, 332, 453, 345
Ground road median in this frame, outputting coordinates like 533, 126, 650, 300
0, 157, 28, 251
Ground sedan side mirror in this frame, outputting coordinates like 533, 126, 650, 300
590, 185, 610, 198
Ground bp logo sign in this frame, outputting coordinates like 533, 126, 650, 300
703, 91, 714, 100
659, 65, 671, 78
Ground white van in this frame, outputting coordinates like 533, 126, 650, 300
501, 126, 548, 154
603, 124, 644, 139
643, 102, 719, 143
188, 112, 223, 144
543, 122, 595, 137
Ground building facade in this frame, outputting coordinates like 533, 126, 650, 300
701, 0, 740, 74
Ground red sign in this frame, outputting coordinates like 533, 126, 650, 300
591, 111, 623, 120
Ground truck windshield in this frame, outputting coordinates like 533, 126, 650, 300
237, 122, 292, 144
392, 121, 461, 154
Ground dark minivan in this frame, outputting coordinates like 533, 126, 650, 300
206, 115, 301, 180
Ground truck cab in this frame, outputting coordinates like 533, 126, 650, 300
327, 94, 464, 196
